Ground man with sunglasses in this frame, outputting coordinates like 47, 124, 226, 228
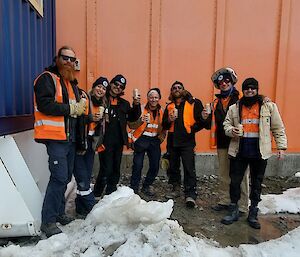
203, 67, 250, 215
34, 46, 87, 237
222, 78, 287, 229
93, 74, 141, 197
162, 81, 208, 208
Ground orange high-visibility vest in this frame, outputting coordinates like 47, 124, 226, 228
34, 71, 74, 141
210, 97, 230, 148
210, 99, 218, 148
241, 102, 260, 138
88, 101, 99, 136
167, 101, 195, 133
89, 93, 106, 152
128, 107, 163, 142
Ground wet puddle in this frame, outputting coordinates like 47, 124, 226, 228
183, 213, 300, 247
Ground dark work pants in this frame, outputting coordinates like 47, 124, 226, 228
168, 146, 197, 199
130, 136, 161, 192
229, 157, 267, 207
42, 141, 75, 223
73, 137, 96, 215
94, 141, 123, 195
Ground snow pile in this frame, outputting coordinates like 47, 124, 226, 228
90, 186, 173, 225
0, 186, 300, 257
259, 187, 300, 214
294, 172, 300, 178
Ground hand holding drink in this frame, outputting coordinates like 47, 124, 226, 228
169, 108, 178, 121
205, 103, 211, 114
133, 88, 139, 99
132, 88, 141, 105
99, 106, 105, 119
202, 103, 211, 119
233, 123, 244, 137
142, 112, 150, 123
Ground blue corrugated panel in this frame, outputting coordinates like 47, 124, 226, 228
0, 0, 56, 135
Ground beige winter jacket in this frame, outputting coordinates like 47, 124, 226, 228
223, 101, 287, 159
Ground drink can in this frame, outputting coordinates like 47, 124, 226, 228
173, 108, 178, 118
145, 113, 150, 123
99, 106, 105, 118
205, 103, 211, 114
133, 88, 139, 98
237, 124, 243, 136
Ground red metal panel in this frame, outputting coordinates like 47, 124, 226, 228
94, 0, 151, 99
56, 0, 300, 152
278, 0, 300, 151
158, 0, 217, 151
222, 0, 281, 99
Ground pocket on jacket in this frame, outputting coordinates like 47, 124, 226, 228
261, 113, 271, 127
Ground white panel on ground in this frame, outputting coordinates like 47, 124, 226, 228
0, 136, 43, 237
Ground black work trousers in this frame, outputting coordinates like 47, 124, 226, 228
168, 146, 197, 199
229, 157, 267, 207
94, 141, 123, 196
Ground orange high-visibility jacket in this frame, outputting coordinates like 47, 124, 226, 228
167, 102, 195, 133
128, 106, 163, 142
34, 71, 75, 140
241, 102, 260, 138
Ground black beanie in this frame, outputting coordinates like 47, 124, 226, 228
147, 88, 161, 99
171, 81, 184, 90
110, 74, 127, 88
242, 77, 259, 91
92, 76, 109, 88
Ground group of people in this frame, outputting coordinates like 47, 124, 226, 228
34, 45, 287, 238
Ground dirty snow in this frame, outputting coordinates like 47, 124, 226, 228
1, 186, 300, 257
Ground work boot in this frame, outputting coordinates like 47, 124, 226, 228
40, 223, 62, 238
141, 186, 156, 197
129, 185, 139, 195
185, 197, 196, 208
76, 213, 87, 220
247, 206, 261, 229
165, 184, 181, 199
221, 203, 239, 225
56, 214, 74, 225
211, 204, 228, 211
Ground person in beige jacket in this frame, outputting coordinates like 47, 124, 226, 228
221, 78, 287, 229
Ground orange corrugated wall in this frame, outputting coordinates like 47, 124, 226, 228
56, 0, 300, 153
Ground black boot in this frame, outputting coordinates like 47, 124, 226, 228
211, 204, 228, 211
40, 223, 62, 238
221, 203, 239, 225
165, 184, 181, 199
141, 186, 156, 197
247, 206, 261, 229
56, 214, 74, 225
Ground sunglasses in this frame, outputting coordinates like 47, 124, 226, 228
113, 82, 125, 90
218, 78, 231, 85
60, 54, 76, 62
244, 86, 257, 90
172, 85, 183, 90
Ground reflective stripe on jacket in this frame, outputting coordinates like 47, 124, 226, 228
128, 107, 163, 142
241, 102, 260, 138
224, 101, 287, 159
34, 71, 67, 140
